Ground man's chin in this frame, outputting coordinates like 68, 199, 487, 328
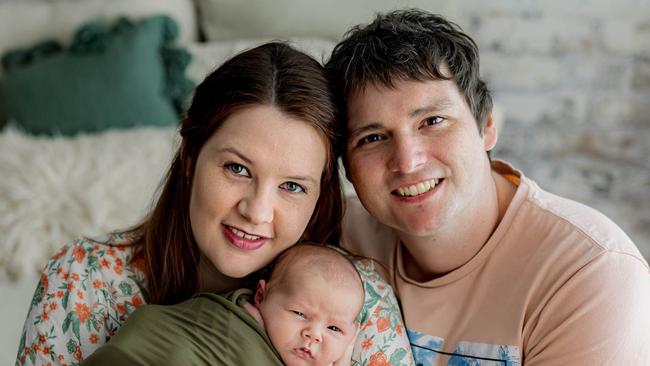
393, 221, 441, 238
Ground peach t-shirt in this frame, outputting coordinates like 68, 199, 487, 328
342, 160, 650, 365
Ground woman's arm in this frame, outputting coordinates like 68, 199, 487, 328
351, 259, 415, 366
16, 238, 146, 366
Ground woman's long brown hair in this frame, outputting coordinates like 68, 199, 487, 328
131, 42, 343, 305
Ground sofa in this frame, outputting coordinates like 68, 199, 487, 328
0, 0, 458, 362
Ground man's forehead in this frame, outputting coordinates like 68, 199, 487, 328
346, 78, 461, 128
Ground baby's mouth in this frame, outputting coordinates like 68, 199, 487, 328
294, 346, 313, 359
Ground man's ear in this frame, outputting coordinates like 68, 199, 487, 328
254, 279, 268, 306
482, 113, 498, 151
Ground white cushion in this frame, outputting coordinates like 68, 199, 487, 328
0, 126, 178, 280
195, 0, 461, 41
0, 0, 197, 58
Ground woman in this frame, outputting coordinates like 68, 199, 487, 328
16, 42, 411, 366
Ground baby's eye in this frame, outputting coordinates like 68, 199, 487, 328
224, 163, 250, 177
422, 116, 444, 127
280, 181, 305, 194
327, 325, 342, 333
291, 310, 306, 318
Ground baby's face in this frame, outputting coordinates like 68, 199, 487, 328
258, 274, 362, 366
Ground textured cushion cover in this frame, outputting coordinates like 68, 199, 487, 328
0, 15, 193, 135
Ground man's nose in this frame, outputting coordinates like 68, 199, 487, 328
388, 136, 426, 174
237, 185, 274, 224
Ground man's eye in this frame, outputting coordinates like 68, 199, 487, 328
280, 182, 305, 194
357, 134, 383, 146
422, 116, 444, 126
327, 325, 342, 333
225, 163, 250, 177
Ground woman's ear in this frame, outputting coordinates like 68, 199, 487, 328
254, 279, 268, 306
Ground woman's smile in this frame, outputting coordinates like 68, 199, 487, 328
222, 224, 269, 250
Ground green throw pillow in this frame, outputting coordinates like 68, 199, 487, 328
0, 15, 194, 135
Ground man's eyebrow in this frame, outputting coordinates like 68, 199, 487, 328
348, 99, 456, 138
348, 122, 384, 139
409, 99, 454, 118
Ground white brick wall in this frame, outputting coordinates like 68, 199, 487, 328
456, 0, 650, 259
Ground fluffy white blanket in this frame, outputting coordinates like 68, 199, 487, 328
0, 126, 178, 280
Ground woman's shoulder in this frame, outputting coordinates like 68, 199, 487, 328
39, 230, 148, 312
46, 230, 144, 274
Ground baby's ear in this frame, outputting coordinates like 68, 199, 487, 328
254, 279, 268, 306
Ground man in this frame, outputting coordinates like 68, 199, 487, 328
327, 9, 650, 365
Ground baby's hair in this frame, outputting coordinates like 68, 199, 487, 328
262, 243, 365, 318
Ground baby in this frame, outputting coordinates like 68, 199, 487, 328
82, 244, 365, 366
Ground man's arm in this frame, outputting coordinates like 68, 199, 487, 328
524, 252, 650, 365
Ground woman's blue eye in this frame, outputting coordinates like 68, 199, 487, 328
423, 116, 444, 126
225, 163, 250, 177
280, 181, 305, 193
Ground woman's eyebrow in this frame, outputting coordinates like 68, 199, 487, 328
284, 175, 318, 185
217, 147, 252, 164
218, 147, 318, 185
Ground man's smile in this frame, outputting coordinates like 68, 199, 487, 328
393, 178, 444, 197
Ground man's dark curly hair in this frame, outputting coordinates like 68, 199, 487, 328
326, 9, 493, 134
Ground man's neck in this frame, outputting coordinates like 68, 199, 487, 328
399, 169, 517, 281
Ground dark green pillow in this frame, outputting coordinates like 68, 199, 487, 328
0, 15, 194, 135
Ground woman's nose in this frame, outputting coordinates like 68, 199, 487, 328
237, 186, 274, 224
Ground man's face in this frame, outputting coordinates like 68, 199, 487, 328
345, 78, 497, 239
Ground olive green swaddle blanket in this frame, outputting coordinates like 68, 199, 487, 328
83, 289, 283, 365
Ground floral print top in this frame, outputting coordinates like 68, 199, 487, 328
16, 232, 414, 366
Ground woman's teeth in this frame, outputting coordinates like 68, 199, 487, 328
228, 227, 261, 240
396, 178, 441, 197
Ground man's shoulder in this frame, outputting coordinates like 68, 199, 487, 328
341, 195, 398, 266
517, 174, 646, 266
530, 182, 635, 247
493, 160, 642, 260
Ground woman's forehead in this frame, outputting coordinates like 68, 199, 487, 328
203, 105, 328, 176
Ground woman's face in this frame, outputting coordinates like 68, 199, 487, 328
189, 104, 327, 279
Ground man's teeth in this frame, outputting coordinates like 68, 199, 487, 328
228, 227, 261, 240
396, 179, 440, 197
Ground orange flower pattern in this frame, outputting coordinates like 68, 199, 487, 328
16, 233, 414, 366
16, 231, 145, 366
351, 260, 415, 366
